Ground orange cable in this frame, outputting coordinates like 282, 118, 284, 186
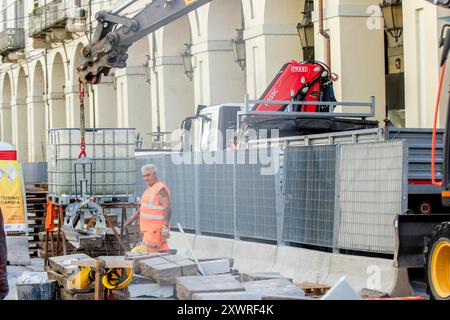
432, 62, 446, 187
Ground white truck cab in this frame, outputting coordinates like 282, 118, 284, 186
182, 103, 244, 152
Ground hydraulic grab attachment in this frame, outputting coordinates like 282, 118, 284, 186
77, 0, 212, 84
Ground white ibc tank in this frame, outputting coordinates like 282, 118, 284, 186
47, 128, 136, 199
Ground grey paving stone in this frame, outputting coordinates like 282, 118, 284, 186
192, 292, 262, 300
175, 259, 198, 276
141, 262, 181, 285
240, 272, 292, 282
128, 283, 174, 298
6, 236, 30, 266
48, 254, 91, 276
163, 254, 190, 263
176, 274, 245, 300
199, 259, 230, 275
243, 279, 306, 299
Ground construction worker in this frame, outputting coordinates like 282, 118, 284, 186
124, 164, 171, 253
0, 208, 8, 300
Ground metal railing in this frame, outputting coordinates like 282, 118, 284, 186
29, 0, 87, 37
0, 28, 25, 55
239, 94, 375, 124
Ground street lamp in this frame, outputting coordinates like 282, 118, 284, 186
380, 0, 403, 43
296, 0, 314, 61
232, 28, 246, 70
181, 43, 194, 81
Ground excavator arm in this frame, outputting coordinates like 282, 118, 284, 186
77, 0, 212, 84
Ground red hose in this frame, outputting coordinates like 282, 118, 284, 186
432, 63, 446, 187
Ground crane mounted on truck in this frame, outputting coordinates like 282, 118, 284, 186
74, 0, 450, 300
77, 0, 378, 141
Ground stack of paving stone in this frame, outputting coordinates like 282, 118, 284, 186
176, 270, 308, 300
127, 253, 199, 299
43, 252, 316, 300
133, 254, 309, 300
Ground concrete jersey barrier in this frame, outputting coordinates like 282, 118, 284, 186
168, 232, 414, 297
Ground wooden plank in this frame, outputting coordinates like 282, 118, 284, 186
295, 283, 331, 296
72, 256, 134, 269
125, 252, 169, 261
60, 288, 95, 301
48, 253, 92, 276
104, 214, 129, 253
27, 217, 46, 221
94, 259, 106, 300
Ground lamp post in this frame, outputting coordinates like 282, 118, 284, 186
297, 0, 314, 61
232, 28, 246, 70
181, 43, 194, 81
380, 0, 403, 43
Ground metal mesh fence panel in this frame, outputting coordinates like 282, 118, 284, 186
235, 149, 278, 241
336, 140, 406, 254
22, 162, 48, 184
198, 151, 235, 236
164, 156, 196, 230
176, 159, 197, 230
283, 145, 337, 247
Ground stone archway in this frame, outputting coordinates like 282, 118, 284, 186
66, 42, 90, 128
27, 60, 46, 161
115, 36, 152, 148
148, 14, 194, 137
0, 73, 12, 144
12, 67, 29, 161
189, 0, 245, 106
49, 52, 67, 128
242, 0, 304, 99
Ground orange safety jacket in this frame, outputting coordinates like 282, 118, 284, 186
45, 200, 58, 232
140, 181, 171, 252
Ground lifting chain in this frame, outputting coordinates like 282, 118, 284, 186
78, 80, 87, 159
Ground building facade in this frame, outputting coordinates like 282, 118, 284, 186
0, 0, 447, 162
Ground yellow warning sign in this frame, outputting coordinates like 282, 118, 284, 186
0, 160, 26, 232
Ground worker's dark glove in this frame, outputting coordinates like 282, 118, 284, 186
162, 224, 170, 239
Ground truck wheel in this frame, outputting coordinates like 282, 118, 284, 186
424, 222, 450, 300
418, 201, 432, 215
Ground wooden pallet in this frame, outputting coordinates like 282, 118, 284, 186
296, 283, 331, 297
25, 185, 48, 257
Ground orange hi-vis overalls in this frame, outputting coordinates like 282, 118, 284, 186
140, 181, 171, 252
